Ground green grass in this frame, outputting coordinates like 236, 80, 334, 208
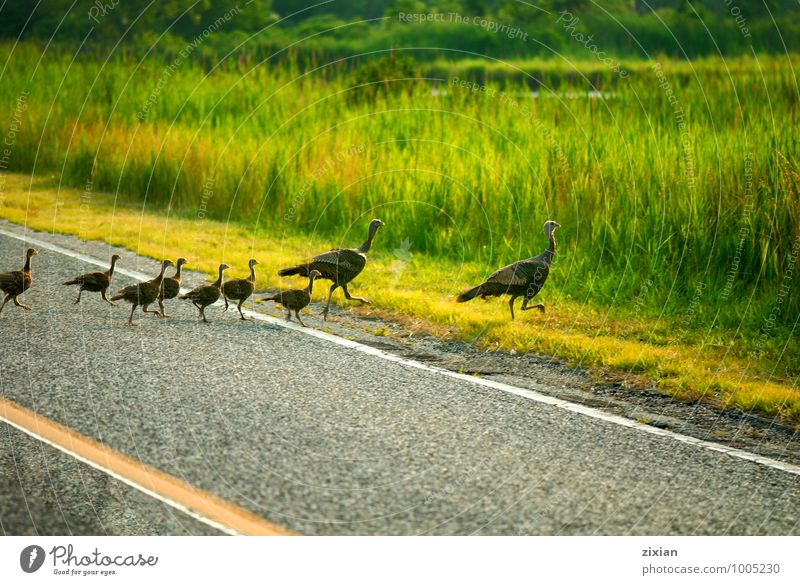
1, 173, 799, 424
0, 43, 798, 420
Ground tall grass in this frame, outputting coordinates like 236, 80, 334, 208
1, 44, 798, 346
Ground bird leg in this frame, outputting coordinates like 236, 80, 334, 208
0, 294, 10, 314
321, 284, 338, 320
295, 310, 306, 327
74, 288, 83, 304
508, 295, 518, 320
100, 289, 115, 306
13, 296, 32, 311
520, 298, 545, 314
222, 294, 229, 311
192, 301, 206, 320
285, 310, 292, 322
141, 303, 159, 316
157, 298, 169, 318
127, 303, 137, 326
342, 284, 370, 304
237, 299, 249, 321
200, 307, 209, 323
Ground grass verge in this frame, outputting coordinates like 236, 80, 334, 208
2, 172, 798, 425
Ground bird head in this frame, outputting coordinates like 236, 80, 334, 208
249, 258, 259, 267
27, 248, 39, 257
370, 218, 385, 231
543, 220, 561, 238
309, 269, 322, 280
220, 263, 231, 272
162, 259, 174, 268
176, 257, 187, 267
111, 254, 122, 263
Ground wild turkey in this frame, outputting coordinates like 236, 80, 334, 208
278, 218, 384, 320
109, 259, 173, 325
62, 254, 121, 305
158, 257, 187, 317
222, 258, 258, 320
262, 270, 321, 327
179, 263, 229, 323
0, 248, 38, 315
457, 220, 560, 320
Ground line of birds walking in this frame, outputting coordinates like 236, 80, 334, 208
0, 219, 560, 325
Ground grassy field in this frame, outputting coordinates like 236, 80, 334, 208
1, 172, 799, 424
0, 43, 798, 422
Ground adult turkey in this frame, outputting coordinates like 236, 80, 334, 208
457, 220, 560, 320
278, 218, 384, 320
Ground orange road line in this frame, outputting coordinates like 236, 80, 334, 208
0, 396, 295, 536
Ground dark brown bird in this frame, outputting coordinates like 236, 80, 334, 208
0, 247, 38, 315
157, 257, 187, 317
457, 220, 560, 320
179, 263, 229, 323
262, 270, 321, 327
109, 259, 173, 325
278, 218, 384, 320
222, 258, 258, 320
62, 254, 121, 305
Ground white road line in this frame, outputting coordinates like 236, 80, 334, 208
3, 225, 800, 478
0, 414, 236, 536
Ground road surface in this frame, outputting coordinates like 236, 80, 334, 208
1, 222, 799, 535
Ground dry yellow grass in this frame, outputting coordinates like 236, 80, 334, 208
2, 172, 798, 424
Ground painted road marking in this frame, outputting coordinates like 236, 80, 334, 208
3, 225, 800, 479
0, 397, 294, 536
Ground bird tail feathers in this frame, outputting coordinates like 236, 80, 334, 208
277, 265, 306, 277
457, 285, 483, 303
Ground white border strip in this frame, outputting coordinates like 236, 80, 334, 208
0, 414, 236, 536
3, 225, 800, 478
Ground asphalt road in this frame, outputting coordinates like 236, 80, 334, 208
1, 224, 799, 535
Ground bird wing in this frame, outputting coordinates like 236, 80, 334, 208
181, 285, 202, 300
485, 258, 547, 286
312, 248, 366, 273
223, 278, 251, 296
76, 272, 107, 286
183, 284, 216, 302
0, 270, 21, 287
276, 289, 308, 307
159, 278, 180, 298
115, 283, 139, 296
